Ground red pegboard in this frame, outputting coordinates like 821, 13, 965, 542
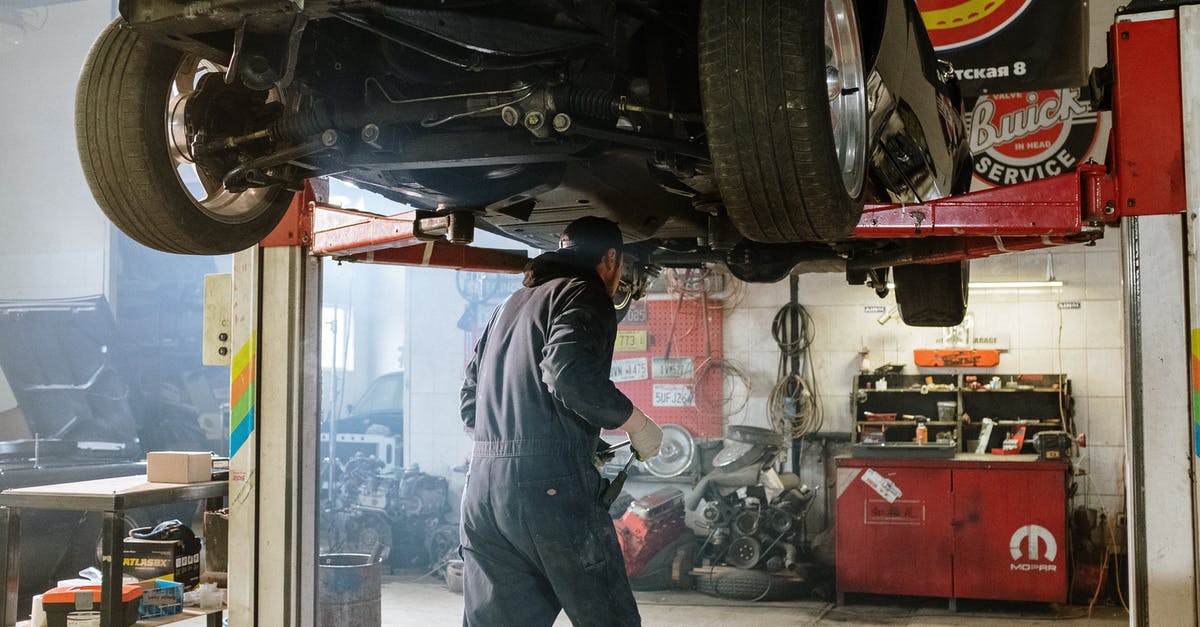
610, 297, 724, 438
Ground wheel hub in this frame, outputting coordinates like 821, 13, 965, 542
165, 56, 284, 221
824, 0, 867, 198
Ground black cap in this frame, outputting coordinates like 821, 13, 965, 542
558, 216, 623, 262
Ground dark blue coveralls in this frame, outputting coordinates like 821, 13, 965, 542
459, 251, 641, 626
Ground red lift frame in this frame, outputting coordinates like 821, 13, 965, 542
263, 12, 1188, 273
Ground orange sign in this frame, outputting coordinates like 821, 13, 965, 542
913, 349, 1000, 368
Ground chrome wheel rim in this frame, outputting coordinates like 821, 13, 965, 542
824, 0, 867, 198
166, 56, 277, 223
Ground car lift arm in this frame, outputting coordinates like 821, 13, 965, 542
849, 7, 1187, 267
261, 191, 530, 272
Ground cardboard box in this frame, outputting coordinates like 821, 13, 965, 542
123, 536, 202, 588
147, 451, 212, 483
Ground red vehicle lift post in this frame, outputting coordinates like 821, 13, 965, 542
849, 9, 1186, 265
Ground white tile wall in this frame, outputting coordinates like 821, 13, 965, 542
404, 267, 481, 475
1015, 301, 1062, 348
1086, 349, 1125, 394
1084, 445, 1126, 502
1085, 300, 1124, 347
1085, 250, 1124, 300
1057, 305, 1090, 349
1087, 397, 1126, 447
726, 246, 1129, 509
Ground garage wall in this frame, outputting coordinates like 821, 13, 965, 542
724, 226, 1127, 522
396, 237, 1128, 524
401, 265, 475, 510
0, 2, 114, 301
319, 238, 408, 421
0, 1, 117, 411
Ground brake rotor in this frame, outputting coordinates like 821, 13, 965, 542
643, 424, 696, 478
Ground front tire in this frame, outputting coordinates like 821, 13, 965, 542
76, 20, 291, 255
699, 0, 868, 243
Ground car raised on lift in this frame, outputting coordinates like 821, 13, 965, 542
77, 0, 974, 326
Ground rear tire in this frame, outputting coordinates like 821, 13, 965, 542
76, 20, 291, 255
699, 0, 868, 243
693, 565, 809, 601
893, 261, 969, 327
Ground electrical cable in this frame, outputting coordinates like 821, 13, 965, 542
654, 266, 752, 419
695, 357, 751, 419
1087, 523, 1111, 618
1111, 475, 1129, 612
768, 302, 823, 438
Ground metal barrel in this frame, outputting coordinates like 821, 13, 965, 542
318, 553, 381, 627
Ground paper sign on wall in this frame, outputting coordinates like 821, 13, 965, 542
861, 468, 903, 503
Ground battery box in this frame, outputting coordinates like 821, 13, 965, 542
122, 536, 202, 589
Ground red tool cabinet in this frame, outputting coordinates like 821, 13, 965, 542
835, 455, 1068, 606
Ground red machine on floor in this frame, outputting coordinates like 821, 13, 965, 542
614, 488, 692, 589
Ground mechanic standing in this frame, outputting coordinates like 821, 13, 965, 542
459, 216, 663, 626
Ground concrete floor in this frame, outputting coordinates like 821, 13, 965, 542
376, 574, 1130, 627
163, 571, 1129, 626
161, 575, 1130, 627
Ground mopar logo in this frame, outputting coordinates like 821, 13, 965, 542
1009, 524, 1058, 572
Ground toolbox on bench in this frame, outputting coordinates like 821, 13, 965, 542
43, 584, 142, 627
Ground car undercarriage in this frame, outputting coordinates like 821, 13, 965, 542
79, 0, 978, 325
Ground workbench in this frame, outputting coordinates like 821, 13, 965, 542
0, 475, 227, 627
835, 454, 1069, 609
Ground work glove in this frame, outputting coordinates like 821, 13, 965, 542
625, 409, 663, 461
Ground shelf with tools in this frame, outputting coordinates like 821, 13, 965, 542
850, 373, 1072, 453
959, 374, 1072, 454
851, 374, 960, 447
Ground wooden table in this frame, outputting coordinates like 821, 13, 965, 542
0, 475, 227, 627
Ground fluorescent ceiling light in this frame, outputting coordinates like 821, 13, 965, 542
968, 281, 1064, 289
885, 280, 1064, 290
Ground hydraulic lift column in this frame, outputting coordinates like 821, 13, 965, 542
1123, 5, 1200, 626
1184, 3, 1200, 622
227, 244, 321, 627
218, 173, 526, 624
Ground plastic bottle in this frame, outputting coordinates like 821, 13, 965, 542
915, 421, 928, 445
